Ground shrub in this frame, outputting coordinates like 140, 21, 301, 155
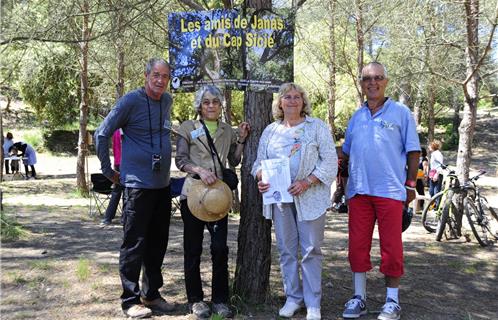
0, 211, 27, 241
22, 130, 45, 153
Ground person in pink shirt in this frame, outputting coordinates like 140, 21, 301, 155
101, 129, 123, 225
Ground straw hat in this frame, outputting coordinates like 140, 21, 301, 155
187, 179, 233, 222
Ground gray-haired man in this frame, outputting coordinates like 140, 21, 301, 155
95, 58, 175, 318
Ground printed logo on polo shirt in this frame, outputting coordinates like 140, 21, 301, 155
375, 118, 396, 130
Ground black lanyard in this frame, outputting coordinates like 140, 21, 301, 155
200, 119, 227, 178
146, 94, 162, 152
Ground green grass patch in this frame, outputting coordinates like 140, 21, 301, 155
97, 263, 113, 274
28, 259, 53, 271
0, 211, 28, 241
9, 272, 29, 286
464, 261, 487, 274
447, 260, 464, 270
76, 258, 91, 281
61, 279, 71, 289
27, 276, 46, 289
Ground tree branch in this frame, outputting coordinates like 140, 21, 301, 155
177, 0, 205, 11
462, 1, 498, 85
0, 0, 157, 45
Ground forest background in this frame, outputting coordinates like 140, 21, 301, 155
1, 0, 498, 307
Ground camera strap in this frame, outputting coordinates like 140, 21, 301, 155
199, 119, 225, 178
146, 93, 162, 153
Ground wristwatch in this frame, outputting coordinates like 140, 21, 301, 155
305, 176, 315, 186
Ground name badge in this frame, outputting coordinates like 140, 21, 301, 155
190, 127, 205, 139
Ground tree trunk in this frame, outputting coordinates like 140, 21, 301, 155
451, 88, 460, 144
327, 0, 337, 136
223, 90, 240, 213
399, 81, 411, 107
76, 0, 90, 196
412, 76, 425, 127
427, 78, 435, 143
234, 91, 273, 303
456, 0, 479, 183
224, 91, 233, 125
5, 96, 11, 113
233, 0, 273, 304
354, 0, 364, 106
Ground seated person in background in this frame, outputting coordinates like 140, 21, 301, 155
9, 141, 37, 179
3, 132, 14, 174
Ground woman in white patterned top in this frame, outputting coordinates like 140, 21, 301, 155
252, 83, 337, 320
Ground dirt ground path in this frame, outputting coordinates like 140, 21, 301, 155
1, 110, 498, 319
1, 173, 497, 320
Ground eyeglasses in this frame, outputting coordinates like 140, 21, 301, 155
360, 75, 386, 82
151, 72, 170, 81
282, 95, 302, 101
202, 99, 221, 106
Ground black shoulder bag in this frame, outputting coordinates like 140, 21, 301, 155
199, 120, 239, 190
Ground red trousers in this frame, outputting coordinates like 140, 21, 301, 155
348, 195, 404, 277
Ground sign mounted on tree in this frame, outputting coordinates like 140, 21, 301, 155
168, 8, 294, 92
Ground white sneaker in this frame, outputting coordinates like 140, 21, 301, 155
306, 307, 321, 320
279, 301, 301, 318
378, 298, 401, 320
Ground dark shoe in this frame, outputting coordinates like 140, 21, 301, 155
141, 296, 175, 314
123, 304, 152, 318
212, 303, 233, 318
190, 301, 211, 319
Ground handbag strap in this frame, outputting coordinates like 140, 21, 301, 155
199, 120, 226, 171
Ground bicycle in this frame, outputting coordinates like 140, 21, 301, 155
462, 170, 498, 247
435, 185, 463, 242
421, 165, 459, 233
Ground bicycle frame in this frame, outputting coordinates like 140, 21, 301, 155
421, 166, 459, 233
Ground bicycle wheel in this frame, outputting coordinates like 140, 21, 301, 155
436, 191, 459, 241
479, 197, 498, 223
464, 197, 491, 247
436, 198, 451, 241
422, 192, 445, 233
476, 197, 498, 241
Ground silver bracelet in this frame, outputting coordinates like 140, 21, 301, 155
405, 186, 416, 191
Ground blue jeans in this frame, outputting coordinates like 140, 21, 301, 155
103, 184, 123, 223
429, 174, 443, 197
